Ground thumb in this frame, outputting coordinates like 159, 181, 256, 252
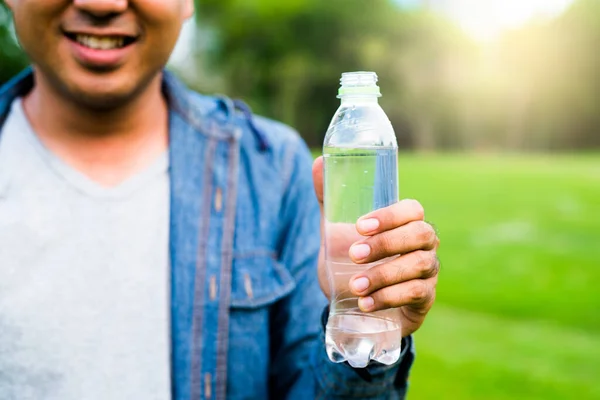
312, 156, 324, 205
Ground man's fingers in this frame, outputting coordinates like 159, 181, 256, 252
349, 250, 439, 296
356, 199, 425, 236
349, 220, 438, 264
312, 156, 324, 205
357, 277, 437, 312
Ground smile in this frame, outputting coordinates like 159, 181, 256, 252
64, 32, 137, 50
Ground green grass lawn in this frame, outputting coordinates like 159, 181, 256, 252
316, 152, 600, 399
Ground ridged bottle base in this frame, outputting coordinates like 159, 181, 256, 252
326, 313, 402, 368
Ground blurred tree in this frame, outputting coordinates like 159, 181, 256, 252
489, 0, 600, 150
189, 0, 600, 150
542, 0, 600, 149
193, 0, 407, 146
0, 1, 28, 85
190, 0, 478, 149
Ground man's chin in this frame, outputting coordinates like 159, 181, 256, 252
61, 76, 149, 112
69, 88, 137, 112
59, 88, 133, 112
38, 64, 162, 112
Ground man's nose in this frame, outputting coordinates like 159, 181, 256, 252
73, 0, 128, 17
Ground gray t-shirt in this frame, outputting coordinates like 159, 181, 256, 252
0, 99, 171, 400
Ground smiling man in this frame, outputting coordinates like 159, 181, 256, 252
0, 1, 439, 399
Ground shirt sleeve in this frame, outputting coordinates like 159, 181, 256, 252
268, 137, 415, 399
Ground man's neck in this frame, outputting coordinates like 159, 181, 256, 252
21, 71, 169, 187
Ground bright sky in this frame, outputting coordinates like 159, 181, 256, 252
398, 0, 574, 41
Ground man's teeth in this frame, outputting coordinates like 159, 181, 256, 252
75, 34, 125, 50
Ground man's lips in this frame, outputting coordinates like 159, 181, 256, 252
63, 31, 139, 50
62, 31, 140, 69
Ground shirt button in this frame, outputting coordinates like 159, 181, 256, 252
214, 188, 223, 212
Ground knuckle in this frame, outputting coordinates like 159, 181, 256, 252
376, 264, 393, 285
431, 255, 441, 276
407, 199, 425, 220
392, 260, 408, 283
380, 207, 395, 225
376, 232, 395, 254
372, 291, 392, 309
415, 250, 436, 277
382, 291, 397, 309
414, 250, 429, 268
410, 281, 429, 303
416, 221, 436, 246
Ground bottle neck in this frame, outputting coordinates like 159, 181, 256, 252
340, 95, 379, 105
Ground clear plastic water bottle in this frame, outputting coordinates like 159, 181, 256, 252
323, 71, 402, 368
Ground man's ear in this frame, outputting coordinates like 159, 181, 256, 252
183, 0, 194, 20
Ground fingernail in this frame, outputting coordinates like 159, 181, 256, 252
351, 277, 370, 292
357, 218, 379, 233
359, 296, 375, 311
350, 244, 371, 260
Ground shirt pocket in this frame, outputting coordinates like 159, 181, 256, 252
230, 252, 296, 308
227, 253, 296, 399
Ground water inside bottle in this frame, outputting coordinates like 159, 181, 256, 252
323, 147, 401, 368
323, 148, 398, 221
325, 261, 402, 368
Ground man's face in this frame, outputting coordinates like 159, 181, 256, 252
6, 0, 194, 109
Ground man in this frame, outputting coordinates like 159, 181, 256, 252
0, 1, 439, 399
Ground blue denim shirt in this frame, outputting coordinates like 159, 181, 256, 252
0, 69, 414, 400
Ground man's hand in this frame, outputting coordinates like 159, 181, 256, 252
313, 156, 439, 337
